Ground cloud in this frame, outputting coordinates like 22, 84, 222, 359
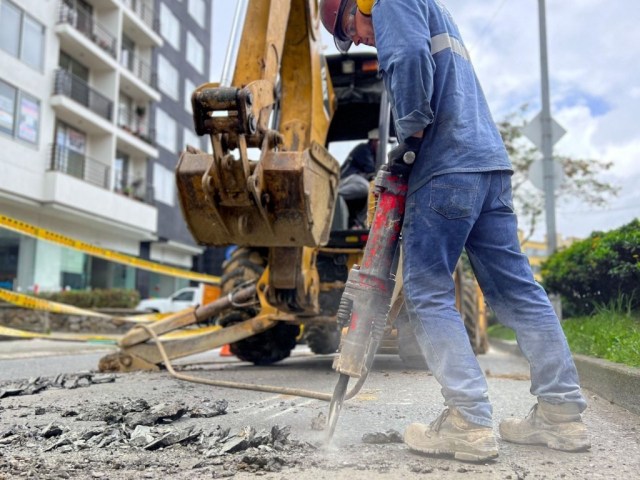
446, 0, 639, 238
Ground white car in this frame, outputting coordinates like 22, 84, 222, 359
135, 287, 200, 313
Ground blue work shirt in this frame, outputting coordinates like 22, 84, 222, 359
372, 0, 512, 196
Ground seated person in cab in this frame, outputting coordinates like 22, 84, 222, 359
338, 128, 379, 228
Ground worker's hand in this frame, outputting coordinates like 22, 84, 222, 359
387, 136, 422, 176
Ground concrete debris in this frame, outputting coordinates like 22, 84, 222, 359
129, 425, 154, 447
123, 402, 187, 428
143, 425, 202, 450
0, 373, 116, 399
310, 412, 326, 431
361, 429, 403, 444
189, 399, 228, 418
41, 423, 64, 439
76, 398, 221, 427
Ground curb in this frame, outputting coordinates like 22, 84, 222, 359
489, 339, 640, 416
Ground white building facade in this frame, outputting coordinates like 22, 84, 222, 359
0, 0, 212, 296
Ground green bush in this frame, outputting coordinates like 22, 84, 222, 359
38, 289, 140, 309
541, 219, 640, 316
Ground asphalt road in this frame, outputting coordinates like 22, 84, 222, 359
0, 341, 639, 479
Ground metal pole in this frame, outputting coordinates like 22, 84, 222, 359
220, 0, 250, 87
538, 0, 557, 254
376, 88, 391, 170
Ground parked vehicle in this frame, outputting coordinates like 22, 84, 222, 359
135, 284, 220, 313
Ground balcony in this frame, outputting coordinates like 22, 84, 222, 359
118, 48, 160, 102
121, 0, 162, 47
117, 107, 154, 145
116, 107, 158, 159
57, 2, 117, 59
114, 176, 155, 205
43, 166, 158, 236
53, 69, 113, 123
49, 144, 111, 189
122, 0, 158, 33
120, 49, 156, 88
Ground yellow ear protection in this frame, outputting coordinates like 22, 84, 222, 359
357, 0, 374, 16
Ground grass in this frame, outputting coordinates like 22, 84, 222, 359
487, 307, 640, 368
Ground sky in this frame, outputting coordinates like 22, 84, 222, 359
211, 0, 640, 241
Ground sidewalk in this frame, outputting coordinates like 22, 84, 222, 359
0, 338, 117, 360
490, 338, 640, 416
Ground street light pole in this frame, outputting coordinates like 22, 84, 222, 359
538, 0, 557, 254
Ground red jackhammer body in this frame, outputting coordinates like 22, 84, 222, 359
326, 162, 411, 442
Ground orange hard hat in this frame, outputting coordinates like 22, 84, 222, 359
319, 0, 356, 53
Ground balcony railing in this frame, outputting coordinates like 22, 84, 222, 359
122, 0, 159, 33
115, 178, 155, 204
117, 108, 155, 145
54, 69, 113, 122
57, 2, 117, 58
49, 144, 111, 189
120, 50, 157, 88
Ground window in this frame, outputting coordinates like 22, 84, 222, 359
0, 78, 39, 144
59, 51, 89, 81
114, 150, 129, 193
118, 93, 132, 128
159, 3, 180, 50
154, 108, 177, 153
188, 0, 205, 27
172, 290, 194, 301
21, 15, 44, 69
120, 34, 135, 71
184, 78, 195, 113
54, 121, 86, 179
183, 127, 201, 151
0, 0, 45, 70
0, 80, 16, 135
153, 162, 175, 205
157, 54, 179, 100
0, 1, 20, 57
186, 32, 204, 74
17, 92, 39, 143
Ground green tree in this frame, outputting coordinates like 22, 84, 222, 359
541, 219, 640, 316
498, 107, 619, 242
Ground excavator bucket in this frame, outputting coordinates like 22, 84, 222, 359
176, 141, 340, 248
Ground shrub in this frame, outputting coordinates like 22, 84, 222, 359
541, 219, 640, 316
38, 289, 140, 309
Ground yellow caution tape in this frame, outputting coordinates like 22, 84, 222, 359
0, 214, 220, 284
0, 324, 221, 343
0, 288, 165, 323
0, 325, 119, 343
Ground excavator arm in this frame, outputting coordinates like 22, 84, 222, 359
177, 0, 340, 313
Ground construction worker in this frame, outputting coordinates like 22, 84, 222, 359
320, 0, 589, 462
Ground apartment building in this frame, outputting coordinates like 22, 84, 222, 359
0, 0, 213, 297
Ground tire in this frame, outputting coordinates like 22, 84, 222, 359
218, 247, 299, 365
229, 319, 300, 365
305, 324, 341, 355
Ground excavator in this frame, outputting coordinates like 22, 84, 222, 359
99, 0, 487, 373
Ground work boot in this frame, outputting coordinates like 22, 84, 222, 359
499, 401, 590, 452
404, 408, 499, 462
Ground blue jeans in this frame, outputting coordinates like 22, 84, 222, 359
402, 171, 586, 427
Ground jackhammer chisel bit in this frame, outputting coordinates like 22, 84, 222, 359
325, 163, 411, 444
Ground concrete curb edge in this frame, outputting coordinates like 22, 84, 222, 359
489, 338, 640, 416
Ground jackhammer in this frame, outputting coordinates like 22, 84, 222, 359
325, 148, 416, 442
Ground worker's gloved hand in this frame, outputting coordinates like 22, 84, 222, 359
388, 136, 422, 176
